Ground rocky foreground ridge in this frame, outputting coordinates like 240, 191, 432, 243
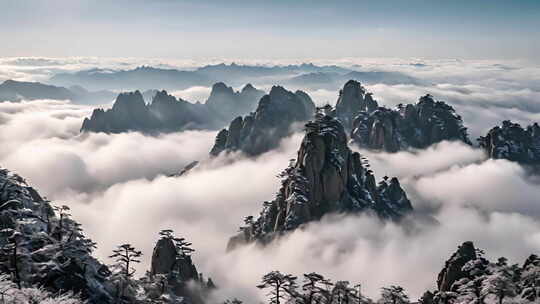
228, 112, 412, 250
81, 82, 264, 133
210, 85, 316, 156
0, 167, 214, 303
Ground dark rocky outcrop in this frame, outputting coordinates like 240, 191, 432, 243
210, 86, 316, 156
151, 238, 178, 276
81, 83, 263, 134
437, 241, 478, 292
335, 80, 378, 130
478, 120, 540, 165
351, 94, 471, 152
150, 238, 199, 282
81, 91, 161, 133
227, 113, 412, 250
147, 235, 214, 303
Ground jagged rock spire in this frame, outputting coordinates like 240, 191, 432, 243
335, 80, 378, 130
437, 241, 477, 292
351, 94, 471, 152
227, 113, 412, 250
210, 86, 316, 156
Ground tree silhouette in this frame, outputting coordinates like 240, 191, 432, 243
258, 271, 298, 304
109, 243, 142, 278
52, 205, 71, 242
302, 272, 329, 304
109, 243, 142, 302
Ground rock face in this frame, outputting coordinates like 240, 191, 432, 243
227, 113, 412, 250
151, 238, 178, 276
335, 80, 378, 129
81, 83, 263, 133
150, 238, 199, 282
210, 86, 316, 156
351, 94, 471, 152
521, 254, 540, 301
437, 241, 478, 292
147, 236, 214, 304
0, 168, 114, 303
478, 120, 540, 165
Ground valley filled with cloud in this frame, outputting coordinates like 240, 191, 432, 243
1, 57, 540, 302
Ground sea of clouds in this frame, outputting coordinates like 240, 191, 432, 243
0, 57, 540, 301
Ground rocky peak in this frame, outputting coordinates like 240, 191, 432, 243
111, 90, 146, 112
210, 86, 315, 156
478, 120, 540, 165
147, 232, 215, 303
208, 82, 234, 98
151, 90, 178, 106
335, 80, 378, 129
241, 83, 256, 93
151, 238, 178, 276
227, 113, 412, 250
351, 94, 471, 152
437, 241, 478, 292
205, 82, 264, 124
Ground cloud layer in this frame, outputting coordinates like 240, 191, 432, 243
1, 58, 540, 302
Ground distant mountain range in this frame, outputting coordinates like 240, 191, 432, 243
0, 79, 117, 105
49, 63, 423, 91
285, 70, 423, 90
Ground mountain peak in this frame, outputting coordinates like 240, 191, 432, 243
227, 112, 412, 250
478, 120, 540, 164
210, 86, 315, 156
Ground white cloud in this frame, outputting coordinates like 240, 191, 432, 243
1, 58, 540, 302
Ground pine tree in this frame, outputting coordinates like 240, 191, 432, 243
110, 244, 142, 278
52, 205, 71, 242
302, 272, 329, 304
482, 264, 517, 304
258, 271, 298, 304
109, 243, 142, 301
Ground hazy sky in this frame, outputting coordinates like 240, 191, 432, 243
1, 0, 539, 61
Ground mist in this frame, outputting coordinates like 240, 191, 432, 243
1, 58, 540, 302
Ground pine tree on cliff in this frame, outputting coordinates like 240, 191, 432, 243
109, 243, 142, 300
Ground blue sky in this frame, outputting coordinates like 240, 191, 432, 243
1, 0, 539, 61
